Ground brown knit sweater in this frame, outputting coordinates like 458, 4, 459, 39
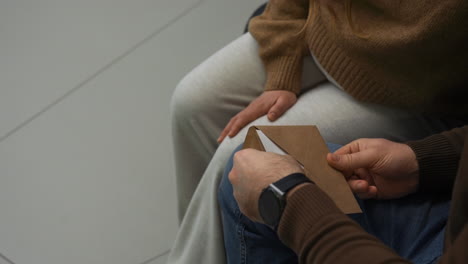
277, 126, 468, 263
249, 0, 468, 116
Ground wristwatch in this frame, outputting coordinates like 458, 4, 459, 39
258, 173, 312, 227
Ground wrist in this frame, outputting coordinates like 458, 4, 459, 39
402, 143, 420, 192
258, 173, 312, 227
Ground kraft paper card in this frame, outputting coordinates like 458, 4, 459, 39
243, 125, 362, 214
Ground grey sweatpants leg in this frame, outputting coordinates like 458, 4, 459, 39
170, 33, 327, 221
168, 33, 446, 264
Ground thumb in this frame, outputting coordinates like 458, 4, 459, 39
268, 96, 295, 121
327, 150, 377, 173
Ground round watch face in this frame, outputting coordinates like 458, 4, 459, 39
259, 188, 282, 226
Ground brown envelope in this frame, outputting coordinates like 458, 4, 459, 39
244, 125, 362, 214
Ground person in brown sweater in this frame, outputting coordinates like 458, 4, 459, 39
218, 0, 468, 141
227, 125, 468, 263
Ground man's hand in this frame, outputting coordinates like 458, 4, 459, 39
327, 139, 419, 200
217, 91, 297, 143
229, 149, 304, 223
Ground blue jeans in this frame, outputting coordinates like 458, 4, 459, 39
218, 144, 450, 264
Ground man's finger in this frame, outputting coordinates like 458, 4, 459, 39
357, 186, 378, 199
348, 179, 369, 193
327, 149, 377, 173
228, 169, 237, 184
333, 140, 363, 155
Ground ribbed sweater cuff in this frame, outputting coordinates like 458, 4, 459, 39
278, 184, 343, 252
264, 55, 304, 95
406, 134, 460, 194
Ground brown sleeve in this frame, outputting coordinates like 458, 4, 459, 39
406, 126, 468, 194
278, 180, 468, 264
438, 143, 468, 263
278, 184, 411, 264
249, 0, 310, 95
437, 225, 468, 264
278, 126, 468, 264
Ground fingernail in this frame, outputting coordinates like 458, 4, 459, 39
330, 154, 340, 162
269, 112, 276, 120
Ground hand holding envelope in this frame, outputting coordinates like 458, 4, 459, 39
243, 125, 361, 214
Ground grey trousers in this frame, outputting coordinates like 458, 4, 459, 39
168, 33, 447, 264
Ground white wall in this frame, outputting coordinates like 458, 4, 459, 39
0, 0, 265, 263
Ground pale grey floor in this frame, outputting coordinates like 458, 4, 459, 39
0, 0, 265, 263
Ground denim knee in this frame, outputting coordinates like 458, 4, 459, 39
218, 144, 243, 214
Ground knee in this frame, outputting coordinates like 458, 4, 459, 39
170, 71, 215, 125
218, 168, 238, 216
217, 144, 244, 210
217, 170, 233, 211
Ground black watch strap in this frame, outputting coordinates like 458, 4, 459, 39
259, 173, 313, 228
272, 173, 313, 194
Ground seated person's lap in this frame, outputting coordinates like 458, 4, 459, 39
218, 144, 450, 264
